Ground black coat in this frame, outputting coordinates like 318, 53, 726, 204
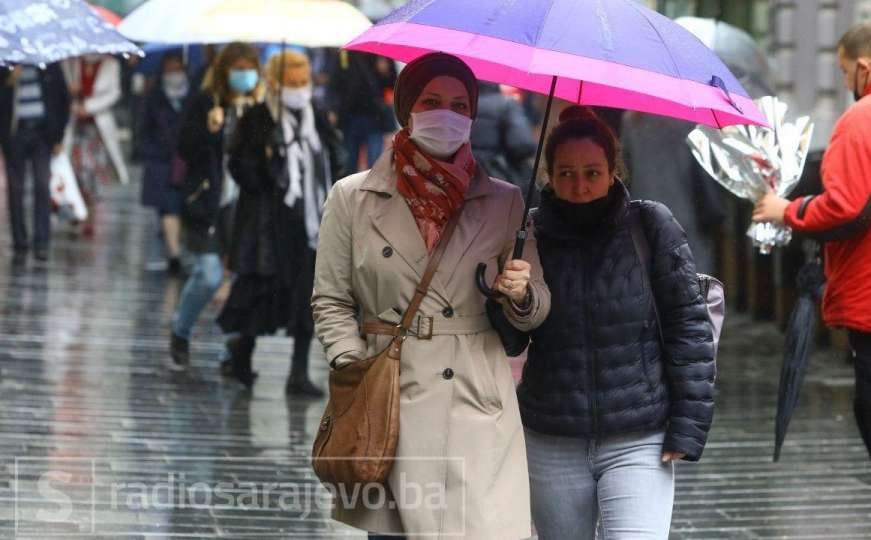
219, 102, 346, 336
226, 103, 346, 278
470, 83, 536, 193
0, 63, 70, 148
518, 184, 716, 461
138, 80, 187, 210
176, 92, 228, 253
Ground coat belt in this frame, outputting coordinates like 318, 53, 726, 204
361, 314, 492, 340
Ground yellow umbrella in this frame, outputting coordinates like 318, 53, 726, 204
190, 0, 372, 47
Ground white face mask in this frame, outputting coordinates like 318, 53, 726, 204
409, 109, 473, 159
281, 85, 312, 110
163, 72, 189, 99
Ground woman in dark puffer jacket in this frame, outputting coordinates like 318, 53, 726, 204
518, 106, 715, 540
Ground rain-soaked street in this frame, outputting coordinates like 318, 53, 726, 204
0, 181, 869, 539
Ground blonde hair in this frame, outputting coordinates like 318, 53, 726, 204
265, 50, 311, 86
201, 42, 263, 105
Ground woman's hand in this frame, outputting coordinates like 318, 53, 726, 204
752, 190, 790, 225
495, 259, 531, 305
207, 106, 225, 134
662, 451, 686, 463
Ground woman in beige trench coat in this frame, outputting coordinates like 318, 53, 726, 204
312, 53, 550, 540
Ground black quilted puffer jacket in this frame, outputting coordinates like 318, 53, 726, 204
518, 183, 716, 461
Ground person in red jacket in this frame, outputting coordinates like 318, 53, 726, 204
754, 22, 871, 458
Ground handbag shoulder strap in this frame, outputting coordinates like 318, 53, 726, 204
628, 202, 664, 349
397, 206, 464, 332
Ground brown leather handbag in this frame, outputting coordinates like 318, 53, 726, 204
311, 209, 462, 487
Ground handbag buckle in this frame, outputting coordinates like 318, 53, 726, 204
415, 316, 434, 340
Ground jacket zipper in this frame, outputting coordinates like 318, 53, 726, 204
583, 257, 599, 434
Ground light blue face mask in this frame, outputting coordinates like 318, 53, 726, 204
228, 69, 259, 94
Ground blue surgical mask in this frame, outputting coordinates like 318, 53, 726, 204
228, 69, 259, 94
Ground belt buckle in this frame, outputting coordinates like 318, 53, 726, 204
415, 316, 434, 340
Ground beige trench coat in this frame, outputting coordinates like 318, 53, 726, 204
312, 149, 550, 539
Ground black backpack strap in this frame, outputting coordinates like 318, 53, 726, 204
628, 202, 665, 349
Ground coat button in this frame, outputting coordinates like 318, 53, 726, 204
442, 306, 454, 318
382, 246, 393, 258
442, 368, 454, 380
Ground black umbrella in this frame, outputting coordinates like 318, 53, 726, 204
774, 258, 826, 462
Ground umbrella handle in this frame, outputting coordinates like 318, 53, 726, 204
475, 263, 500, 299
475, 231, 528, 299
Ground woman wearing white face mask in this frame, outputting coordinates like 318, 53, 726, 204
217, 51, 347, 393
312, 52, 550, 539
138, 51, 190, 275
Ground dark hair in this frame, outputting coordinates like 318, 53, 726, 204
839, 22, 871, 60
544, 106, 625, 178
161, 50, 184, 71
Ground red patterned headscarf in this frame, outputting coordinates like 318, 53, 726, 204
393, 128, 476, 252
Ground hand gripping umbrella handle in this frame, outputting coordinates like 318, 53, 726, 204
475, 76, 556, 300
475, 230, 528, 299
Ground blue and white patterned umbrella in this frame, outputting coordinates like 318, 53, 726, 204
0, 0, 141, 66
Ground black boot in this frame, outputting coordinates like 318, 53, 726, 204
232, 336, 257, 389
222, 336, 259, 380
167, 257, 183, 277
285, 333, 324, 398
168, 333, 190, 371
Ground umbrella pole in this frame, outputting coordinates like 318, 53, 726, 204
514, 75, 558, 258
475, 75, 557, 298
278, 40, 287, 125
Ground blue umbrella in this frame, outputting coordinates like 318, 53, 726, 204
0, 0, 141, 66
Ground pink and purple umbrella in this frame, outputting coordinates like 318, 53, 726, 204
346, 0, 768, 295
347, 0, 767, 129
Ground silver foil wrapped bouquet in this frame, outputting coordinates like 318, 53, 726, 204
687, 96, 814, 254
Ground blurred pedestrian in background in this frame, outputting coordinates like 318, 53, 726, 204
330, 50, 396, 171
65, 54, 130, 238
0, 63, 71, 262
217, 50, 346, 394
138, 50, 190, 276
754, 22, 871, 458
519, 107, 716, 540
169, 42, 262, 372
470, 82, 537, 199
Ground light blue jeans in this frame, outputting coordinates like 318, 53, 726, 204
525, 428, 674, 540
171, 253, 223, 340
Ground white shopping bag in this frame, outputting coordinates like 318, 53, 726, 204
50, 153, 87, 221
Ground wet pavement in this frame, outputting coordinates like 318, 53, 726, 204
0, 180, 868, 539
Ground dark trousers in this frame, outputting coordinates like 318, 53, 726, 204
849, 330, 871, 458
3, 121, 52, 251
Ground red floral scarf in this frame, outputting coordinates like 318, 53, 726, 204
393, 128, 476, 252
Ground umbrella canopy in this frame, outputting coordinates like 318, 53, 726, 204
193, 0, 373, 47
89, 3, 123, 26
676, 16, 774, 99
120, 0, 372, 47
119, 0, 223, 44
0, 0, 141, 66
347, 0, 767, 129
